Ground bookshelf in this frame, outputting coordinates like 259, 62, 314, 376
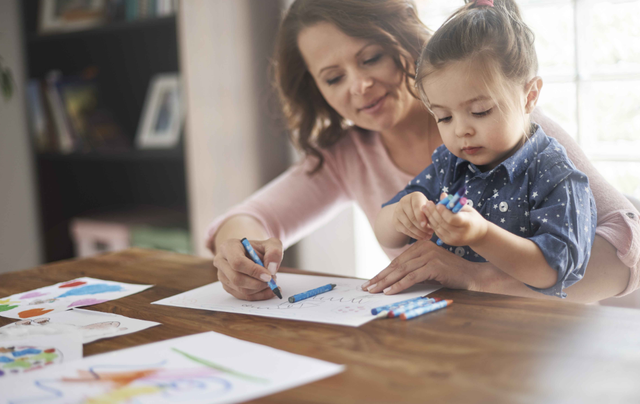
21, 0, 188, 263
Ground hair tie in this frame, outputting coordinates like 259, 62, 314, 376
475, 0, 494, 6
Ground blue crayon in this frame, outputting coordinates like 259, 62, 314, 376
446, 186, 467, 209
387, 297, 441, 318
436, 194, 453, 206
371, 296, 431, 315
288, 283, 336, 303
400, 299, 452, 320
240, 238, 282, 299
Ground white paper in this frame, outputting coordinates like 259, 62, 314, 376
0, 308, 161, 344
153, 273, 441, 327
0, 331, 344, 404
0, 277, 153, 320
0, 332, 82, 378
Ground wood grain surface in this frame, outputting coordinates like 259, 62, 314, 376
1, 248, 639, 403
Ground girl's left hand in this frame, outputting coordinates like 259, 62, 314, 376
422, 196, 489, 246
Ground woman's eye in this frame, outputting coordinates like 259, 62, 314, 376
326, 75, 343, 86
437, 116, 451, 123
363, 54, 382, 65
472, 108, 492, 117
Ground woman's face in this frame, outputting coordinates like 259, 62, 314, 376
297, 22, 418, 133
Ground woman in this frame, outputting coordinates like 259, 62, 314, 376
208, 0, 639, 303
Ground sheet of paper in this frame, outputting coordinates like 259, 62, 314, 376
0, 277, 153, 320
0, 331, 344, 404
0, 332, 82, 378
152, 273, 441, 327
0, 308, 161, 344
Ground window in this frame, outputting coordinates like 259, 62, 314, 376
416, 0, 640, 198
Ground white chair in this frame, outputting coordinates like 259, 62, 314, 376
599, 194, 640, 309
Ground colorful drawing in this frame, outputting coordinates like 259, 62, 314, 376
0, 346, 63, 377
0, 278, 152, 320
153, 274, 440, 327
0, 309, 159, 344
0, 332, 344, 404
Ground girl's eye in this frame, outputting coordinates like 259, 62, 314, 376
472, 108, 492, 117
326, 75, 343, 86
364, 54, 382, 65
437, 116, 452, 123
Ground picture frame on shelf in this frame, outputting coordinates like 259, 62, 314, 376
136, 73, 183, 149
39, 0, 107, 34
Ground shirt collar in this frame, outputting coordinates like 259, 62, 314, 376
453, 124, 547, 183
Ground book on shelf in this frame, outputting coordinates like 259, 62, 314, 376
26, 69, 130, 155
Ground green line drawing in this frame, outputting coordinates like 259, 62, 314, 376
171, 348, 270, 384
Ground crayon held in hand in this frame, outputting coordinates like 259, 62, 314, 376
240, 238, 282, 299
288, 284, 336, 303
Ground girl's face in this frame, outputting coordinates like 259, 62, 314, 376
297, 22, 420, 133
421, 60, 541, 171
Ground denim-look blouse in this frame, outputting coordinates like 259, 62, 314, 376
383, 125, 597, 298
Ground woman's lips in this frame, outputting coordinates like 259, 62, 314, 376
359, 94, 387, 114
462, 147, 482, 155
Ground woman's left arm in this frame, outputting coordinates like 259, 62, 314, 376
533, 108, 640, 299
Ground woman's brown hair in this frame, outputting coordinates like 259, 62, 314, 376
274, 0, 431, 173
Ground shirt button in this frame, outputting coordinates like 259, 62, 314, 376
455, 247, 466, 257
627, 212, 636, 219
467, 200, 474, 208
499, 201, 508, 212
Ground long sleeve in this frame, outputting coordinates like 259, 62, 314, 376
533, 108, 640, 296
206, 144, 353, 252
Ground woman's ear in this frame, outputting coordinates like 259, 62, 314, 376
524, 76, 543, 113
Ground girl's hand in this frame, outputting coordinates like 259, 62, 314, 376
361, 239, 484, 294
393, 192, 433, 240
422, 198, 489, 246
213, 238, 283, 301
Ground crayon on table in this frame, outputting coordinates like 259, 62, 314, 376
240, 238, 282, 299
400, 299, 452, 320
387, 297, 442, 318
371, 296, 433, 315
288, 283, 336, 303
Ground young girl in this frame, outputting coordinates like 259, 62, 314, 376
374, 0, 597, 298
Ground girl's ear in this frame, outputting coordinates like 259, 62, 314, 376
524, 77, 543, 113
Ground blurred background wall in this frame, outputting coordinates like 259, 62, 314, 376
0, 0, 42, 274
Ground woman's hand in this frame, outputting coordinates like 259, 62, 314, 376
393, 192, 433, 240
361, 239, 485, 294
213, 238, 283, 301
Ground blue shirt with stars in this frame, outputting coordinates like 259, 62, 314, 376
383, 125, 597, 298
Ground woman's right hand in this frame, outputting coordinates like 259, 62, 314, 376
213, 238, 284, 301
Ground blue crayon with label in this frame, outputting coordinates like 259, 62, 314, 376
288, 283, 336, 303
387, 297, 442, 318
240, 238, 282, 299
371, 296, 432, 315
400, 299, 452, 320
435, 186, 467, 246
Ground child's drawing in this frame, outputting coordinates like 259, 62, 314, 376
0, 278, 152, 320
0, 331, 344, 404
0, 345, 63, 377
153, 273, 440, 327
0, 333, 82, 379
0, 309, 160, 344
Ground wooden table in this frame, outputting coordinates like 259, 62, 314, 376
1, 248, 639, 403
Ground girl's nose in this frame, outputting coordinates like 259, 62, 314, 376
455, 119, 474, 137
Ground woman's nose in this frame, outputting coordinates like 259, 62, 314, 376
350, 73, 374, 95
